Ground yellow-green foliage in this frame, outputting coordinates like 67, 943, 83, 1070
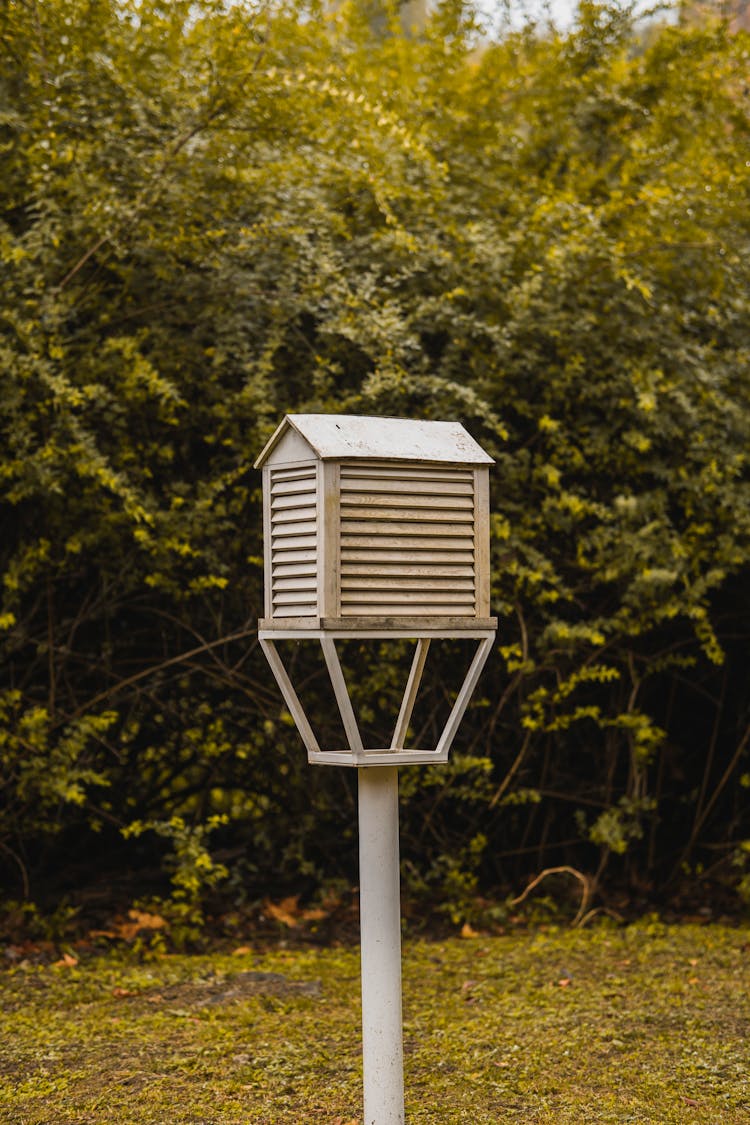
0, 1, 749, 912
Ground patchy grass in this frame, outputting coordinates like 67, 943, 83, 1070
1, 921, 748, 1124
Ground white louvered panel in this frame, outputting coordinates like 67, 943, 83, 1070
270, 464, 318, 618
339, 464, 476, 617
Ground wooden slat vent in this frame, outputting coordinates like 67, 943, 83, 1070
339, 464, 476, 617
270, 465, 318, 618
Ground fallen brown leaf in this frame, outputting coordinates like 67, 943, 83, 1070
300, 906, 328, 922
52, 952, 78, 968
265, 896, 301, 928
128, 909, 168, 930
111, 909, 170, 942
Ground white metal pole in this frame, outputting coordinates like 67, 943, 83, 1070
358, 765, 405, 1125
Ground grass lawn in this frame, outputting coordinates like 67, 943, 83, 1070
1, 920, 748, 1124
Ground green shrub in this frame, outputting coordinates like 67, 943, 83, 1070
1, 0, 748, 924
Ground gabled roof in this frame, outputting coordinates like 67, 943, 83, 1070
254, 414, 494, 468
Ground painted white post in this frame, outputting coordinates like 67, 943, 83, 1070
358, 766, 405, 1125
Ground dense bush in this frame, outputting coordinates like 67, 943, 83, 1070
1, 0, 749, 926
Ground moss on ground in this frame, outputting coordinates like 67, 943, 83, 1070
1, 921, 748, 1123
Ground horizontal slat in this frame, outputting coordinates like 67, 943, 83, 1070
272, 522, 317, 539
341, 607, 477, 616
342, 590, 475, 603
340, 478, 474, 497
273, 562, 318, 578
271, 505, 317, 524
271, 491, 317, 511
271, 547, 317, 563
342, 563, 474, 577
272, 531, 316, 544
272, 542, 316, 557
341, 546, 474, 562
342, 507, 473, 523
270, 466, 318, 483
341, 522, 473, 538
341, 494, 474, 512
341, 466, 474, 483
273, 591, 320, 606
272, 510, 317, 525
342, 579, 474, 593
341, 535, 472, 553
271, 477, 317, 497
273, 577, 318, 592
273, 603, 317, 618
342, 603, 476, 616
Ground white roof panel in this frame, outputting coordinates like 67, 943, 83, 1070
255, 414, 494, 467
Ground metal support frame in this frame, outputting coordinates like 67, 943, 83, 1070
259, 622, 496, 1125
258, 628, 495, 767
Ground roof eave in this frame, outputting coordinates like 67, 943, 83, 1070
252, 416, 307, 469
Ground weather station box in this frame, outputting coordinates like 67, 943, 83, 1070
254, 413, 496, 632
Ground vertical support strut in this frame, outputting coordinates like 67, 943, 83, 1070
358, 766, 405, 1125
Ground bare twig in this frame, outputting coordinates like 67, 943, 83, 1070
0, 840, 30, 899
577, 906, 625, 928
689, 668, 728, 851
489, 728, 533, 808
62, 624, 261, 726
511, 865, 593, 927
679, 719, 750, 875
57, 234, 110, 291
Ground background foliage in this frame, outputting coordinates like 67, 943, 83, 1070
1, 0, 749, 931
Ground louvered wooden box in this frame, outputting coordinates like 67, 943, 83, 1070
254, 414, 496, 631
